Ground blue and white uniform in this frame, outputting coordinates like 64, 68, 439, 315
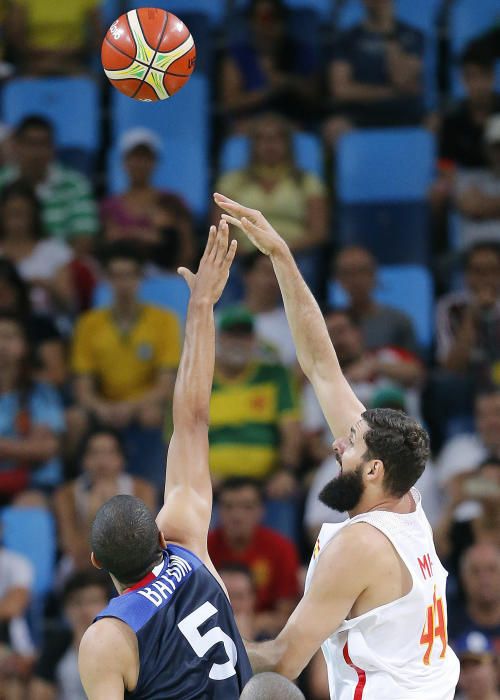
95, 544, 252, 699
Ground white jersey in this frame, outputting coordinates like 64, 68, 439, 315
305, 488, 460, 700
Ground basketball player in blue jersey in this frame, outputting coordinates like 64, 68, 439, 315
78, 221, 253, 699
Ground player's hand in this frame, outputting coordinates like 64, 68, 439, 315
266, 470, 298, 500
178, 219, 237, 304
214, 192, 287, 257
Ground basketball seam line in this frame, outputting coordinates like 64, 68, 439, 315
132, 9, 169, 99
104, 38, 190, 77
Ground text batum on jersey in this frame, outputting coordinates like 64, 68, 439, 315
138, 556, 193, 607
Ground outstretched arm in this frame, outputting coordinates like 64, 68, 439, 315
214, 193, 364, 438
156, 221, 237, 557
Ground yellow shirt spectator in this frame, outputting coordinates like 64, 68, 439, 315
72, 304, 181, 402
215, 168, 327, 254
14, 0, 99, 50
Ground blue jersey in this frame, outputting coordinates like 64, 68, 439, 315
94, 544, 252, 699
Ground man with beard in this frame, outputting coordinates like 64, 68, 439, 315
214, 192, 460, 700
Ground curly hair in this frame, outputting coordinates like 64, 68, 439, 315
362, 408, 430, 498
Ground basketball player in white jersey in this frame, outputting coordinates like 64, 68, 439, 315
215, 192, 460, 700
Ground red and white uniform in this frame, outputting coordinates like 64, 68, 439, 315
305, 489, 459, 700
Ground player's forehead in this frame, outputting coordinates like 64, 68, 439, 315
349, 419, 368, 441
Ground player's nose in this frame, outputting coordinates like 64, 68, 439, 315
332, 437, 347, 459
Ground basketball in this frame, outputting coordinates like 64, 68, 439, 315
101, 8, 196, 101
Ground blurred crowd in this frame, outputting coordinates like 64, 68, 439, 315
0, 0, 499, 698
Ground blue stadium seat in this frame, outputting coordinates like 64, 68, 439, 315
108, 75, 209, 218
336, 128, 436, 264
93, 273, 190, 324
449, 0, 500, 96
219, 132, 323, 176
1, 507, 56, 598
328, 264, 435, 349
2, 77, 99, 175
337, 128, 435, 202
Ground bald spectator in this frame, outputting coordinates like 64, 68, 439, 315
448, 544, 500, 653
334, 246, 418, 352
240, 673, 305, 700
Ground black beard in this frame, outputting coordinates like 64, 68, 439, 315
319, 463, 365, 513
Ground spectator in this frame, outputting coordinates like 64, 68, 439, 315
0, 116, 99, 253
436, 242, 500, 386
240, 252, 296, 367
454, 113, 500, 250
434, 458, 500, 573
71, 242, 180, 488
208, 477, 299, 636
0, 258, 66, 388
440, 43, 500, 171
0, 181, 76, 318
0, 313, 64, 504
54, 429, 157, 578
210, 306, 301, 494
9, 0, 101, 76
333, 245, 418, 352
447, 544, 500, 652
101, 128, 195, 269
220, 0, 318, 128
437, 389, 500, 510
29, 570, 109, 700
453, 632, 500, 700
219, 563, 260, 642
0, 530, 34, 698
323, 0, 425, 144
216, 113, 328, 294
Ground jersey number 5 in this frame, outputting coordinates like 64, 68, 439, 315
178, 601, 238, 680
420, 586, 447, 665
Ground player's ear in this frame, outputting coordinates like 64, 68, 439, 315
91, 552, 102, 570
158, 530, 167, 549
366, 459, 383, 480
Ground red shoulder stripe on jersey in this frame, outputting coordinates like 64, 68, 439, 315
123, 570, 157, 594
343, 640, 366, 700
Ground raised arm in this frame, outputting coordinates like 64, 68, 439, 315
214, 193, 364, 438
155, 221, 237, 556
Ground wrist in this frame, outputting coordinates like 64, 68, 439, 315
270, 238, 290, 262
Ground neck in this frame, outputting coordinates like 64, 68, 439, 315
224, 531, 252, 552
0, 367, 20, 392
20, 165, 47, 185
112, 299, 140, 318
128, 182, 152, 194
350, 492, 412, 518
467, 599, 500, 625
366, 9, 394, 32
350, 297, 376, 315
216, 362, 250, 379
244, 291, 276, 313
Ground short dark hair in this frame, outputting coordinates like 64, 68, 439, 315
0, 180, 44, 241
323, 306, 359, 326
460, 40, 495, 71
217, 477, 263, 502
62, 569, 109, 606
15, 115, 54, 140
218, 562, 256, 588
99, 240, 145, 270
91, 495, 162, 585
362, 409, 429, 498
463, 241, 500, 269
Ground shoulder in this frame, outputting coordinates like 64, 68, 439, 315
254, 362, 291, 381
142, 304, 180, 330
216, 169, 248, 192
80, 617, 136, 665
75, 307, 107, 330
376, 304, 413, 326
30, 381, 62, 402
301, 171, 327, 194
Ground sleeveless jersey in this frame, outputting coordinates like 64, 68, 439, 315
94, 544, 252, 699
305, 488, 460, 700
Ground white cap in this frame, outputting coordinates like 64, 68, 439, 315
119, 127, 162, 156
484, 114, 500, 144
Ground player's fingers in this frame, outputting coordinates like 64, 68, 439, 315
177, 267, 194, 289
221, 214, 244, 231
224, 239, 238, 269
214, 193, 259, 223
202, 225, 217, 261
241, 217, 264, 235
215, 219, 230, 262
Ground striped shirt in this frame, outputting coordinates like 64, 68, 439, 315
209, 362, 299, 479
0, 163, 99, 240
